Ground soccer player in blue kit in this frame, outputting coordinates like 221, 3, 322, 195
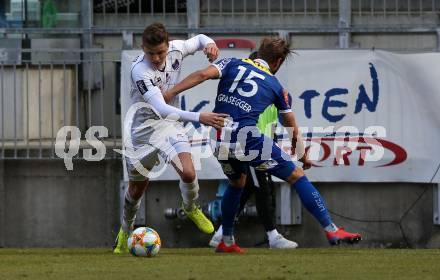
164, 37, 362, 253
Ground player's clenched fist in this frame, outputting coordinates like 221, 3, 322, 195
203, 43, 219, 62
199, 112, 229, 129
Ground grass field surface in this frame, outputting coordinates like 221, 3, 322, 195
1, 248, 439, 280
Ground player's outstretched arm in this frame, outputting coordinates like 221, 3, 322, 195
147, 89, 228, 129
163, 65, 220, 103
179, 34, 219, 62
279, 111, 312, 170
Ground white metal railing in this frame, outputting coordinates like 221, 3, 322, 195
93, 0, 187, 27
352, 0, 440, 16
0, 49, 122, 159
200, 0, 339, 17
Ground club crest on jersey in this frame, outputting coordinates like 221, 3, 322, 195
172, 59, 180, 70
150, 76, 162, 86
135, 80, 148, 94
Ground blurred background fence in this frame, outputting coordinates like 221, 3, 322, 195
0, 48, 122, 159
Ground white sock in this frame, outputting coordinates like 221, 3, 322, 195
122, 191, 142, 233
179, 178, 200, 210
214, 225, 223, 238
223, 235, 235, 246
267, 229, 280, 242
324, 223, 339, 233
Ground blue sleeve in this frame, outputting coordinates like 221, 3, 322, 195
212, 58, 234, 78
273, 85, 292, 114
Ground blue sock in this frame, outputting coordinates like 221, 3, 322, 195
293, 176, 333, 228
221, 185, 244, 236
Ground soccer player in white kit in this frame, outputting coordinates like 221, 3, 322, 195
114, 23, 228, 254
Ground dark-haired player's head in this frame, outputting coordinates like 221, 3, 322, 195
142, 23, 169, 69
257, 37, 292, 74
248, 51, 259, 60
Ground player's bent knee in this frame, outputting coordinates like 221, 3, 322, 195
181, 169, 196, 183
287, 167, 305, 184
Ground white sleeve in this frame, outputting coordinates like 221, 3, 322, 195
144, 90, 200, 122
171, 34, 215, 58
132, 65, 159, 100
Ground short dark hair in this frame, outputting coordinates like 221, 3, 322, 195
257, 37, 291, 64
142, 23, 169, 47
248, 51, 258, 60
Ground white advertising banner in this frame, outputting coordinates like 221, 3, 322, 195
121, 49, 440, 183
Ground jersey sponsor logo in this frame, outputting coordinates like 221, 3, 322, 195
172, 59, 180, 70
215, 58, 232, 71
217, 93, 252, 112
135, 80, 148, 94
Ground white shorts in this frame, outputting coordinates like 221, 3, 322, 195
125, 120, 191, 181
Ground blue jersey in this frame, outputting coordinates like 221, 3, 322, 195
212, 58, 292, 137
212, 58, 297, 181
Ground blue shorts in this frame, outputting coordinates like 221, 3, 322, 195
216, 135, 296, 182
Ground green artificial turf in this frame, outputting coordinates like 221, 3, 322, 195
0, 248, 439, 280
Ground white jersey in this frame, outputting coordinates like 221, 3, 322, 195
130, 36, 214, 108
127, 35, 214, 150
